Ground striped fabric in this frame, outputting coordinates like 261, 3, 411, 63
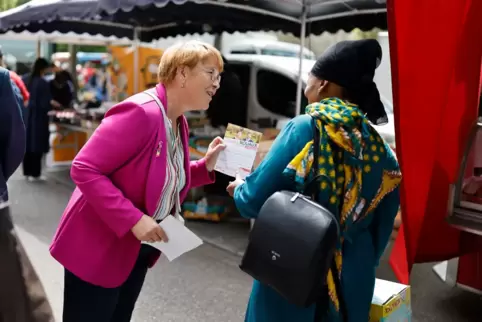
153, 124, 186, 220
143, 89, 186, 221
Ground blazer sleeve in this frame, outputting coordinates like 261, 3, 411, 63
189, 158, 215, 188
0, 70, 26, 188
70, 102, 154, 238
233, 116, 312, 218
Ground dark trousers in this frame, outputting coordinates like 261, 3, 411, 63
23, 152, 43, 178
0, 206, 54, 322
63, 245, 159, 322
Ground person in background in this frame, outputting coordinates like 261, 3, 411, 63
50, 69, 74, 109
23, 58, 54, 181
0, 67, 54, 322
82, 61, 95, 85
0, 66, 24, 204
50, 40, 226, 322
0, 46, 30, 106
227, 39, 402, 322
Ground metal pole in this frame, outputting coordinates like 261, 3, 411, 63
68, 43, 78, 92
133, 28, 140, 93
213, 33, 222, 50
36, 40, 41, 58
295, 1, 307, 116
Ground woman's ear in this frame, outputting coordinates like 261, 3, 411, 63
317, 79, 328, 97
175, 66, 189, 87
177, 66, 186, 79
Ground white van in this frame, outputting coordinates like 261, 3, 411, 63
225, 40, 316, 60
224, 54, 396, 147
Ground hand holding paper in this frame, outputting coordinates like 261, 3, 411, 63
214, 123, 262, 179
143, 216, 203, 261
131, 214, 168, 242
226, 172, 245, 197
204, 136, 226, 171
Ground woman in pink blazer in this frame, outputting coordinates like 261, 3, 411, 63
50, 41, 226, 322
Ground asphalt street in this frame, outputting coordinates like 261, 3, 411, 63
6, 169, 482, 321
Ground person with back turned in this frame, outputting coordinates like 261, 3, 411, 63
0, 66, 54, 322
227, 39, 402, 322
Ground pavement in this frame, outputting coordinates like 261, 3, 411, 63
6, 167, 482, 321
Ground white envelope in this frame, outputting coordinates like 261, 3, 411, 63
143, 215, 203, 261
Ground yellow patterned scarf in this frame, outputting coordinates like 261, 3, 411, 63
283, 98, 401, 321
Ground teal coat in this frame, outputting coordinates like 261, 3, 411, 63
233, 115, 400, 322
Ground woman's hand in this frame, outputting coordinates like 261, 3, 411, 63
131, 215, 169, 243
226, 172, 245, 197
50, 100, 62, 108
204, 136, 226, 172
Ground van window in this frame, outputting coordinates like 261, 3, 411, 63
256, 70, 307, 117
260, 48, 314, 59
230, 49, 257, 55
260, 49, 298, 58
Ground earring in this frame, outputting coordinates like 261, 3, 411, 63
181, 82, 185, 88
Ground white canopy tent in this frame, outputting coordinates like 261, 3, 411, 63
0, 30, 133, 45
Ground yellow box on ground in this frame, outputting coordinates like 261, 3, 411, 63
369, 279, 411, 322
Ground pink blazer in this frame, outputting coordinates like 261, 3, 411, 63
50, 85, 215, 288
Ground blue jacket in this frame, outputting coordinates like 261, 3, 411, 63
234, 115, 400, 322
0, 67, 26, 202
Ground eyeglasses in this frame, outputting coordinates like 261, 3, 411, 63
203, 69, 221, 83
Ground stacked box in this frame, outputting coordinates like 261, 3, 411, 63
369, 279, 411, 322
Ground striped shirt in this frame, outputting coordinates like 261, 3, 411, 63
153, 123, 186, 220
144, 90, 186, 221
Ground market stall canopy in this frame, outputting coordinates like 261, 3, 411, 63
98, 0, 387, 41
0, 0, 125, 38
0, 0, 388, 42
0, 30, 133, 46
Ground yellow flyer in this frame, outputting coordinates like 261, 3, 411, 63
214, 124, 262, 179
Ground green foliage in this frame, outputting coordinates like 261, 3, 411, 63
0, 0, 19, 11
0, 0, 30, 11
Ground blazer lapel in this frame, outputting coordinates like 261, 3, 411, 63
179, 115, 192, 201
144, 109, 168, 217
144, 85, 170, 217
144, 84, 194, 214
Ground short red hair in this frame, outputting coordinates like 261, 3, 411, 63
158, 40, 223, 84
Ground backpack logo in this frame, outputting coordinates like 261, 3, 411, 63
271, 250, 280, 261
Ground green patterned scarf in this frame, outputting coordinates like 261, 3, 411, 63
283, 98, 401, 321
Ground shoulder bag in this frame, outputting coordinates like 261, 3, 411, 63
239, 117, 348, 321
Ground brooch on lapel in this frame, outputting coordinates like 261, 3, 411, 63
156, 141, 163, 157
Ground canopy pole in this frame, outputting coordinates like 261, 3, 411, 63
68, 44, 78, 92
133, 28, 140, 93
36, 40, 41, 58
295, 1, 307, 116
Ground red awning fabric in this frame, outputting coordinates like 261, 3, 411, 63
387, 0, 482, 284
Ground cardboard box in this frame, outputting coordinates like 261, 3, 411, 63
253, 139, 275, 169
262, 128, 280, 140
369, 279, 411, 322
